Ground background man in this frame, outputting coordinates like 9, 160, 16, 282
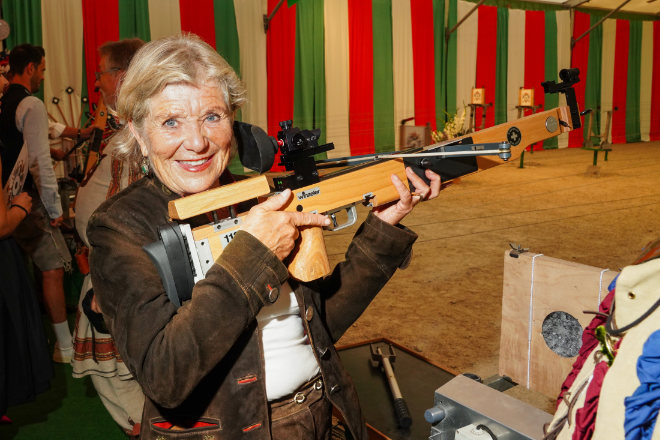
0, 44, 73, 363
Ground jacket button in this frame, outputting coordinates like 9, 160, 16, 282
330, 384, 341, 394
305, 306, 314, 321
267, 286, 279, 303
317, 347, 330, 359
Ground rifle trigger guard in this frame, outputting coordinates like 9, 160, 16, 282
326, 206, 357, 231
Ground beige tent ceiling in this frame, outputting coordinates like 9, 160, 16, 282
535, 0, 659, 17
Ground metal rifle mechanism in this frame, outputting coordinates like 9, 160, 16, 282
144, 68, 583, 308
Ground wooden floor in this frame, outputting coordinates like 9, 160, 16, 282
325, 141, 660, 412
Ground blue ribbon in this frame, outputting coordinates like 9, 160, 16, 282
624, 330, 660, 440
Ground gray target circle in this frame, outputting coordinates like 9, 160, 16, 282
541, 311, 583, 358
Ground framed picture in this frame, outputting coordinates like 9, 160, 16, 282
398, 124, 431, 151
518, 88, 535, 107
471, 87, 485, 105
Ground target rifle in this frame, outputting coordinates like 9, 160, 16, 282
144, 69, 584, 307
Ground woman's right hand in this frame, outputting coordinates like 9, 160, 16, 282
240, 189, 330, 260
12, 192, 32, 216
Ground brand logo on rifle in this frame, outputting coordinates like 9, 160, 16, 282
297, 187, 321, 200
507, 127, 522, 146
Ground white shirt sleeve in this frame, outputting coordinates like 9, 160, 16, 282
48, 120, 66, 139
16, 96, 63, 219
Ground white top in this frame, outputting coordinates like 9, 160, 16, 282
74, 141, 126, 247
48, 121, 65, 139
15, 95, 62, 218
256, 281, 320, 400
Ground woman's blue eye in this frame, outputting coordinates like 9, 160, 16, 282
206, 113, 221, 122
164, 119, 177, 127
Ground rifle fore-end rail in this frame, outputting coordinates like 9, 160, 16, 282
167, 159, 409, 282
463, 106, 572, 170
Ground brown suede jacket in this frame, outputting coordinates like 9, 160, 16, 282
88, 174, 417, 440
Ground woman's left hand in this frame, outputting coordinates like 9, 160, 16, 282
372, 167, 441, 226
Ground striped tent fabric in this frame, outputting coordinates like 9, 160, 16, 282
1, 0, 658, 167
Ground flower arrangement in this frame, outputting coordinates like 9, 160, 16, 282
432, 106, 468, 142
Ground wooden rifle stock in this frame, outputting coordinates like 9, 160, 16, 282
167, 105, 574, 282
168, 159, 408, 281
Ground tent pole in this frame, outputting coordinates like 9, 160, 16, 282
570, 0, 632, 48
445, 0, 485, 43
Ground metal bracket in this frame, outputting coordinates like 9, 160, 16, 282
509, 243, 529, 258
263, 0, 285, 32
326, 206, 358, 231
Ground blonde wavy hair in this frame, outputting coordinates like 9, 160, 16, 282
113, 34, 247, 166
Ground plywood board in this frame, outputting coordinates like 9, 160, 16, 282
499, 250, 619, 398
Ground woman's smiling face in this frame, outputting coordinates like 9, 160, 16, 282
133, 82, 233, 196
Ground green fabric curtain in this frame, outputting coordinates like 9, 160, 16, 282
3, 0, 43, 100
446, 0, 458, 118
626, 20, 641, 143
293, 0, 326, 154
213, 0, 243, 173
373, 0, 395, 153
543, 11, 558, 148
3, 0, 42, 49
584, 12, 602, 145
434, 0, 446, 127
118, 0, 151, 41
494, 7, 508, 125
214, 0, 240, 77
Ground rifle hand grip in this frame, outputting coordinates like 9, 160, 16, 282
287, 226, 330, 282
393, 397, 412, 429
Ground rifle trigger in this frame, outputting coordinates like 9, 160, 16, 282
326, 206, 358, 231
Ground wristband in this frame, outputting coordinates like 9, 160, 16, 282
10, 204, 29, 217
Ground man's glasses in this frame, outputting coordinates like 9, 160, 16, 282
95, 68, 120, 81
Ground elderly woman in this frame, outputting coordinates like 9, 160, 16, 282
88, 35, 440, 440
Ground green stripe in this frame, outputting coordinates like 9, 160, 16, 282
3, 0, 42, 48
118, 0, 151, 41
3, 0, 43, 100
494, 7, 508, 125
214, 0, 241, 77
373, 0, 394, 153
212, 1, 243, 173
293, 0, 326, 160
543, 11, 558, 149
584, 12, 603, 146
626, 20, 642, 143
446, 0, 458, 117
434, 0, 446, 127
